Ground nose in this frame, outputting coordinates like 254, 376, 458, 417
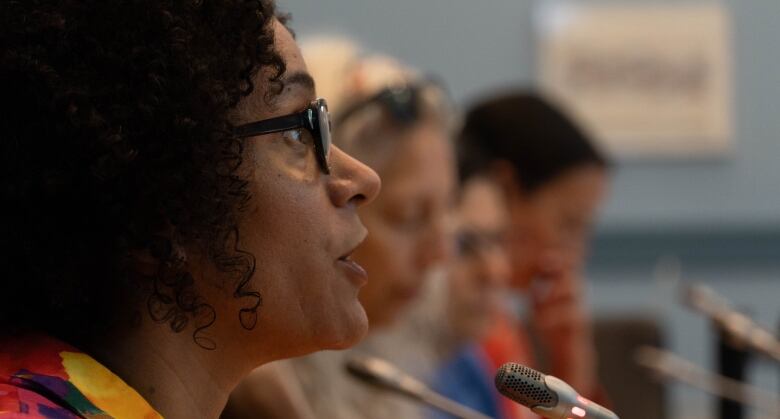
539, 243, 583, 274
478, 245, 511, 288
326, 145, 381, 208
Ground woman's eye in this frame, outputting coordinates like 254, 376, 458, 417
282, 129, 305, 143
388, 208, 428, 231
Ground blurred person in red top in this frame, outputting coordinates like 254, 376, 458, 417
458, 91, 611, 418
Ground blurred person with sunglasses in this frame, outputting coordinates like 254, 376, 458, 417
223, 38, 457, 419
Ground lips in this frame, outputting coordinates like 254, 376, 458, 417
337, 234, 368, 286
337, 253, 368, 286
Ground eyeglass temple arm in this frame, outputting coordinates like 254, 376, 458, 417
233, 113, 307, 139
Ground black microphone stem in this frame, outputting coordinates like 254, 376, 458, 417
717, 325, 750, 419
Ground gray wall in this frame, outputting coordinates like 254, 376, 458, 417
279, 1, 780, 418
280, 0, 780, 231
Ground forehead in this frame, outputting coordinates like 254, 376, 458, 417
378, 122, 453, 183
536, 165, 608, 210
459, 177, 509, 231
236, 20, 313, 121
273, 20, 307, 76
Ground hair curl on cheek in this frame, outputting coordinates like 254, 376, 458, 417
0, 0, 288, 349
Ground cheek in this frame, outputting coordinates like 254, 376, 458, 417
523, 208, 559, 247
448, 268, 471, 297
241, 173, 333, 298
246, 200, 320, 260
459, 264, 482, 292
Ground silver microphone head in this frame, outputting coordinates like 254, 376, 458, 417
494, 362, 558, 408
495, 363, 619, 419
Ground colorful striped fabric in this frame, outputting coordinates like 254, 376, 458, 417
0, 335, 162, 419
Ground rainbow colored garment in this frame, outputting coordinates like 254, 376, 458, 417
0, 335, 163, 419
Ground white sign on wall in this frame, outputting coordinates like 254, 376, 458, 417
536, 1, 734, 158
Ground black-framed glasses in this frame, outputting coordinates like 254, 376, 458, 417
233, 98, 332, 174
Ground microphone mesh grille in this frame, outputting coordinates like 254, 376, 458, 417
495, 363, 556, 408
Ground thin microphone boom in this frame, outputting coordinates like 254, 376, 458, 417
635, 345, 779, 417
683, 283, 780, 362
345, 354, 492, 419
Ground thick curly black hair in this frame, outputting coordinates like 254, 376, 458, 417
0, 0, 287, 349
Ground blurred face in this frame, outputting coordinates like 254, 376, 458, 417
206, 21, 381, 360
354, 120, 456, 328
507, 164, 609, 289
447, 177, 511, 341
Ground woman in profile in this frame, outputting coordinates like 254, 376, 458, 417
224, 37, 457, 419
0, 2, 380, 418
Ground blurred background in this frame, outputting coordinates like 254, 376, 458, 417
278, 1, 780, 418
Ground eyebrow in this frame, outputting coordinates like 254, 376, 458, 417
280, 71, 316, 95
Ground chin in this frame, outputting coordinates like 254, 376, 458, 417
321, 306, 369, 350
328, 331, 366, 350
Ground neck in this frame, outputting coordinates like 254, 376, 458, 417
85, 319, 273, 419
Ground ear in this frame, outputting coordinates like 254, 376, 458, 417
127, 229, 189, 278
